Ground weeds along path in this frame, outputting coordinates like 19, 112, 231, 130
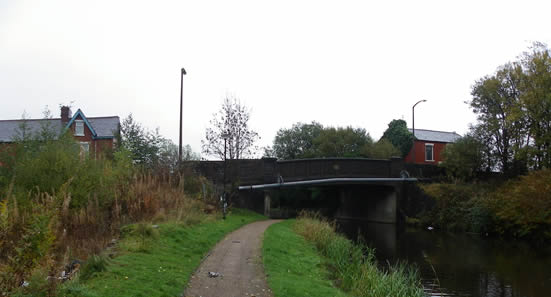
183, 220, 281, 297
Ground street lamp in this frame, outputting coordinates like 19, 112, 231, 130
178, 67, 187, 168
411, 99, 427, 163
221, 132, 230, 219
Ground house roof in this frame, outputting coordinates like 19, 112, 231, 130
0, 114, 119, 142
408, 128, 461, 143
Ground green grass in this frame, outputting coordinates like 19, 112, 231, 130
59, 208, 265, 297
293, 214, 425, 297
262, 220, 351, 297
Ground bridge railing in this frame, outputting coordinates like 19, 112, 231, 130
184, 157, 406, 186
277, 157, 404, 182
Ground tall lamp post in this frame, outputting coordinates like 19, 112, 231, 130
178, 67, 187, 168
411, 99, 427, 163
221, 132, 230, 219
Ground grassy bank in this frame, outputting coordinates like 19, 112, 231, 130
263, 220, 350, 297
0, 129, 223, 295
57, 209, 265, 297
271, 214, 425, 297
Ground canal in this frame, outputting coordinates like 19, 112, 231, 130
337, 220, 551, 297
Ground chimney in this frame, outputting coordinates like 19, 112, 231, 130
61, 106, 72, 124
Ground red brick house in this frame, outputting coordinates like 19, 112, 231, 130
0, 106, 120, 158
404, 129, 461, 164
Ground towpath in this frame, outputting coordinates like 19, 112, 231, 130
183, 220, 281, 297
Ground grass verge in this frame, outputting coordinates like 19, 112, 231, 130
263, 220, 350, 297
293, 213, 425, 297
58, 208, 265, 297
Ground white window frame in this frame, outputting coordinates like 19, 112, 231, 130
75, 120, 85, 136
425, 143, 434, 162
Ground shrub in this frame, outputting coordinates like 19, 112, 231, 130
420, 183, 475, 231
487, 169, 551, 239
420, 171, 551, 240
0, 126, 212, 294
79, 254, 110, 281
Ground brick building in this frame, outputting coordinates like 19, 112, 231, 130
404, 129, 461, 164
0, 106, 120, 158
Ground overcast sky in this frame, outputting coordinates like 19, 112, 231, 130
1, 0, 550, 158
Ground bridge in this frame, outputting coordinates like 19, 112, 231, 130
184, 157, 432, 223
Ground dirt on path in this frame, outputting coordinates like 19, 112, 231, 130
182, 219, 282, 297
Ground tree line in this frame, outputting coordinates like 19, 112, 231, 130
444, 42, 551, 179
200, 97, 414, 161
202, 42, 551, 182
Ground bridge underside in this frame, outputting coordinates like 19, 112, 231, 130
238, 178, 416, 224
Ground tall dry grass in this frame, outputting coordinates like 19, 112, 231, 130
0, 172, 214, 295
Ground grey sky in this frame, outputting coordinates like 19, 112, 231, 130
1, 0, 550, 158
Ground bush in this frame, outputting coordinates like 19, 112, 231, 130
79, 254, 110, 281
487, 169, 551, 239
0, 130, 214, 294
420, 170, 551, 240
419, 182, 496, 232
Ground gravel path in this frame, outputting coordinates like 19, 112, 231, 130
182, 220, 281, 297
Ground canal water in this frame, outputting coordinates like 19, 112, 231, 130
337, 220, 551, 297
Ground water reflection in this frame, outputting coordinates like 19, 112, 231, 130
337, 220, 551, 297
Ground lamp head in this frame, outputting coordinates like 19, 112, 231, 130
181, 68, 187, 75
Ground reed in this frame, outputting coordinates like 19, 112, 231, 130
294, 212, 425, 297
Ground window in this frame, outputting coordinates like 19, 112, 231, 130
75, 120, 84, 136
79, 142, 89, 159
425, 143, 434, 161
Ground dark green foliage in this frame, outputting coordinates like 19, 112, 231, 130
0, 132, 133, 209
364, 138, 401, 159
420, 183, 481, 232
120, 114, 163, 168
381, 119, 414, 157
441, 135, 485, 181
272, 121, 324, 159
313, 126, 373, 158
487, 169, 551, 239
420, 170, 551, 240
469, 42, 551, 173
470, 63, 526, 174
270, 122, 400, 160
80, 254, 110, 280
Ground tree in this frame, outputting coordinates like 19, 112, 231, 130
366, 138, 401, 159
312, 126, 373, 158
467, 42, 551, 174
518, 42, 551, 169
202, 96, 259, 160
270, 122, 402, 159
441, 135, 485, 181
120, 114, 164, 168
381, 119, 414, 157
470, 63, 527, 174
271, 122, 323, 160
